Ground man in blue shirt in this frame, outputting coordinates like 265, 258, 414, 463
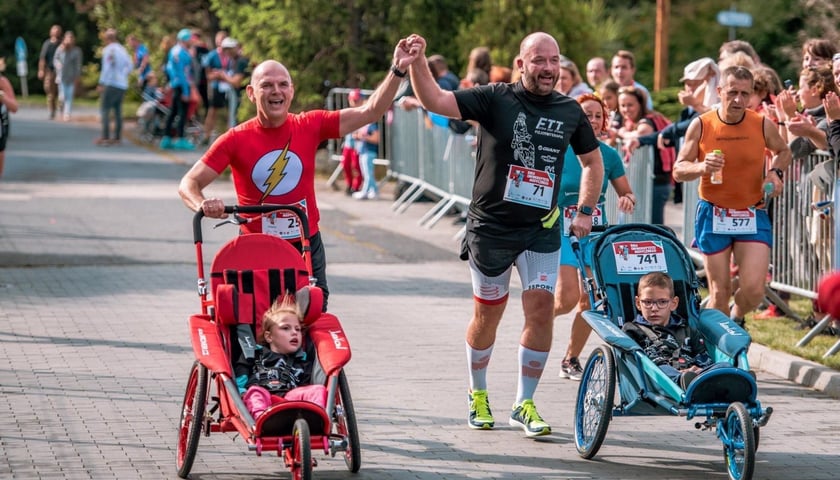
127, 34, 152, 90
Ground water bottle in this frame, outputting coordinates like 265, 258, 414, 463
763, 182, 774, 206
710, 149, 724, 184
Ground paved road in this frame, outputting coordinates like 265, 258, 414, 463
1, 108, 839, 479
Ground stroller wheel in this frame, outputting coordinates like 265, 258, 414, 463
574, 345, 615, 459
176, 361, 208, 478
721, 402, 756, 480
291, 418, 312, 480
335, 370, 361, 472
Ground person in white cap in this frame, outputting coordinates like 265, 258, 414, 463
201, 36, 248, 144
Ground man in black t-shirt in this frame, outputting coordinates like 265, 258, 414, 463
404, 32, 604, 438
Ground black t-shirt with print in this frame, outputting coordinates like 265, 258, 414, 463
454, 82, 599, 227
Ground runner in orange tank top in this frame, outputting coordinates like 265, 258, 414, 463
673, 66, 791, 327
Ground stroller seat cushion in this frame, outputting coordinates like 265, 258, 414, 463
684, 366, 756, 405
296, 285, 325, 325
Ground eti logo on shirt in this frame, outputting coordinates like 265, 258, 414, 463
252, 143, 304, 202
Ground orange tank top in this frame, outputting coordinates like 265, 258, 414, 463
697, 109, 766, 209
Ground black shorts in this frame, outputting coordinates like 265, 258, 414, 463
460, 217, 560, 277
0, 117, 8, 152
209, 89, 228, 109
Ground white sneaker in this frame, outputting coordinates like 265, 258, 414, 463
366, 191, 378, 200
352, 191, 367, 200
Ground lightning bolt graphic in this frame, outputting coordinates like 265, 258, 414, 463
260, 144, 291, 203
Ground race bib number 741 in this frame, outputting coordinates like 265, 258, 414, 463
612, 240, 667, 274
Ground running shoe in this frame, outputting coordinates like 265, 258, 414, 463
174, 138, 196, 150
559, 357, 583, 381
754, 303, 784, 319
509, 399, 551, 437
468, 389, 494, 430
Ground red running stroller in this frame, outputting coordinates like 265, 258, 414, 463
176, 205, 360, 479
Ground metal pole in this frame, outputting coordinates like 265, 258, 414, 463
654, 0, 670, 92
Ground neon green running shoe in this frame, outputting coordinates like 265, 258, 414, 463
468, 389, 494, 430
509, 399, 551, 437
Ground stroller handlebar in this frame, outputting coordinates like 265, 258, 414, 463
193, 204, 311, 244
568, 224, 608, 253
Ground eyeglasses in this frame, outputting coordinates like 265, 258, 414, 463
638, 299, 672, 309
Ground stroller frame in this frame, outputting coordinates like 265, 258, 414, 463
176, 204, 360, 480
571, 224, 773, 480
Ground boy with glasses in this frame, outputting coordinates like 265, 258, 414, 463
622, 272, 713, 389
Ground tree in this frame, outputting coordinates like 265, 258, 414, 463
455, 0, 622, 77
0, 0, 98, 94
209, 0, 476, 110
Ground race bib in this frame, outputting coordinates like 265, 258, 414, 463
612, 240, 667, 274
261, 200, 307, 240
563, 203, 606, 234
711, 207, 757, 234
503, 165, 555, 209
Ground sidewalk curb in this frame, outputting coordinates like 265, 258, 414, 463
749, 343, 840, 399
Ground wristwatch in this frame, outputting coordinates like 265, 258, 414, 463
770, 168, 784, 181
577, 205, 594, 216
390, 64, 407, 78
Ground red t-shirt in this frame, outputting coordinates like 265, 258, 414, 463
203, 111, 341, 235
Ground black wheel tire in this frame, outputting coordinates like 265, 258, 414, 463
337, 370, 361, 472
292, 418, 312, 480
176, 361, 208, 478
723, 402, 756, 480
574, 345, 616, 459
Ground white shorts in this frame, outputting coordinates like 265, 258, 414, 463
468, 249, 558, 304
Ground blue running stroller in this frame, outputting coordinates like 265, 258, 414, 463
571, 224, 773, 480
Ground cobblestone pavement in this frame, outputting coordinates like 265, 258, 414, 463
1, 107, 839, 479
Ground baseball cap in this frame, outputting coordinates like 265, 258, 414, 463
220, 37, 239, 49
177, 28, 192, 42
680, 57, 719, 82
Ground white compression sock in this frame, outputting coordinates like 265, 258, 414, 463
466, 342, 493, 391
516, 345, 549, 405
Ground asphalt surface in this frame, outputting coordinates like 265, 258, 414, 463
1, 105, 840, 479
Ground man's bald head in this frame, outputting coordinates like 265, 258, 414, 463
251, 60, 292, 86
519, 32, 560, 59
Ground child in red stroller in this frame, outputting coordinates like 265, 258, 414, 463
176, 205, 360, 480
